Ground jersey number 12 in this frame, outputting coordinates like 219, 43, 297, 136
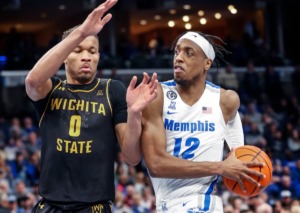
173, 137, 200, 159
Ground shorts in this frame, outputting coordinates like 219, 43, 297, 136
156, 194, 223, 213
32, 198, 112, 213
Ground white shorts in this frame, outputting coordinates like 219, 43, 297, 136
156, 194, 223, 213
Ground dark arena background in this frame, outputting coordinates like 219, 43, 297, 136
1, 0, 300, 212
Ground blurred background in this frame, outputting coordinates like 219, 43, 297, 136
1, 0, 300, 212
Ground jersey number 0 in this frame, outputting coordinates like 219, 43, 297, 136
69, 115, 82, 137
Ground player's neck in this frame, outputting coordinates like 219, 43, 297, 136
176, 83, 205, 106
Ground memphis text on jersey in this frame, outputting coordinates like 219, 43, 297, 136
164, 118, 215, 133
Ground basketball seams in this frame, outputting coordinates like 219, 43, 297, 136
223, 145, 273, 197
256, 154, 273, 181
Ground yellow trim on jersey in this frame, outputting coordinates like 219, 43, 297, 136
39, 80, 62, 127
106, 79, 113, 116
66, 79, 100, 92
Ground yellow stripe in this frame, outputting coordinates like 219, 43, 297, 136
39, 80, 62, 127
66, 79, 100, 92
106, 79, 113, 116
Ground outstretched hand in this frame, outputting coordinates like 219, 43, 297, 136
79, 0, 118, 37
221, 148, 265, 192
126, 72, 158, 113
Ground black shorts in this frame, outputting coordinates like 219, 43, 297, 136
32, 198, 112, 213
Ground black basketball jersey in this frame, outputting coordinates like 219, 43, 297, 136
30, 76, 127, 204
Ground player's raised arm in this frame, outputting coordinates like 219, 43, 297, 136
25, 0, 118, 101
116, 72, 158, 165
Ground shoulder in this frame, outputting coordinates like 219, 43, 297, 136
160, 79, 176, 87
106, 79, 126, 91
220, 88, 240, 121
155, 83, 164, 105
142, 83, 163, 121
106, 78, 125, 86
51, 76, 62, 86
104, 79, 127, 106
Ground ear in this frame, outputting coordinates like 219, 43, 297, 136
204, 59, 213, 70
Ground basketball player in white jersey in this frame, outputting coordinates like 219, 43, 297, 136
141, 31, 266, 213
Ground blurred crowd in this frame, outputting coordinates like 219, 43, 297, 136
0, 61, 300, 213
0, 23, 292, 71
1, 23, 300, 212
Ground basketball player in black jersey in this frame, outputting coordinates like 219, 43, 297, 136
25, 0, 158, 212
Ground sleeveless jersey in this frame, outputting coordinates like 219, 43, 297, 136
151, 80, 226, 212
30, 77, 127, 204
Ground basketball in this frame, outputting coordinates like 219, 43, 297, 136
222, 145, 273, 197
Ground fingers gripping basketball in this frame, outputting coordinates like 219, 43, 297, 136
223, 145, 273, 197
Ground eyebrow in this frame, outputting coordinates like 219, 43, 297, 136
175, 45, 195, 52
75, 45, 97, 50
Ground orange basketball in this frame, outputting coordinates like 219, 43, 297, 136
222, 145, 273, 197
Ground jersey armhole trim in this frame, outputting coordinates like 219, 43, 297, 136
105, 79, 113, 116
39, 80, 62, 127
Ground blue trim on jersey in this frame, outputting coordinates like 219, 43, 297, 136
205, 80, 220, 88
161, 80, 220, 89
202, 178, 218, 211
161, 80, 176, 86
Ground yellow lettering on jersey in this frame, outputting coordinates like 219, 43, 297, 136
85, 101, 89, 112
63, 99, 67, 110
90, 102, 97, 113
70, 141, 78, 153
64, 140, 71, 152
76, 100, 84, 111
68, 99, 76, 110
56, 138, 93, 154
57, 138, 63, 151
51, 98, 106, 115
51, 98, 63, 110
86, 141, 92, 153
98, 104, 106, 115
92, 204, 104, 213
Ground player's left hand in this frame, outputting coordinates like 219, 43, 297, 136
126, 72, 158, 112
79, 0, 118, 37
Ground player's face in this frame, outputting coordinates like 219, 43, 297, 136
65, 36, 100, 84
173, 39, 210, 86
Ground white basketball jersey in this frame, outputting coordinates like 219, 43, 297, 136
151, 80, 226, 212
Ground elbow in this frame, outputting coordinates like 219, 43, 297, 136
148, 169, 159, 178
146, 159, 164, 178
126, 159, 141, 167
123, 154, 142, 167
25, 72, 38, 89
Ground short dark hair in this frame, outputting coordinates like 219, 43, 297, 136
62, 25, 99, 42
171, 31, 231, 67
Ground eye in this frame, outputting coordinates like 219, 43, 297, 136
89, 48, 98, 54
74, 48, 81, 53
174, 50, 179, 56
186, 50, 194, 56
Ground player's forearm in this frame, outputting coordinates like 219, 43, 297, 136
147, 155, 223, 178
27, 28, 85, 86
121, 109, 143, 166
225, 112, 244, 149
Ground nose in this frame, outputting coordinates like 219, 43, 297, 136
174, 52, 183, 63
81, 51, 91, 62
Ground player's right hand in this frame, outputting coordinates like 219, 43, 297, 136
221, 148, 265, 192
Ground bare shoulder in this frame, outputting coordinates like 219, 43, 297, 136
142, 83, 163, 123
220, 88, 240, 122
150, 83, 163, 108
